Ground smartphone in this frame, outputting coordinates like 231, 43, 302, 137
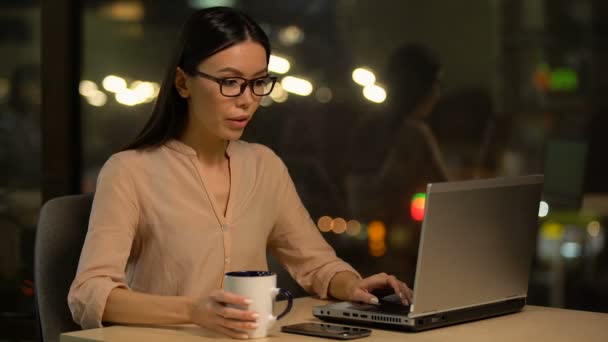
281, 323, 372, 340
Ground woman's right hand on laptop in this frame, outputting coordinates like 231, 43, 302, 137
348, 273, 413, 306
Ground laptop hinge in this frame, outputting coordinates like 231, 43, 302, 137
409, 296, 527, 318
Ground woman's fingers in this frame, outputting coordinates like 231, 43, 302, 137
358, 272, 391, 289
217, 316, 259, 334
212, 290, 252, 307
208, 300, 259, 338
357, 273, 413, 305
190, 290, 262, 339
207, 290, 260, 338
394, 280, 413, 305
349, 287, 380, 304
384, 274, 407, 304
214, 302, 259, 322
211, 290, 258, 320
403, 283, 414, 303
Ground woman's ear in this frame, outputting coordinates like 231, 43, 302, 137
174, 67, 190, 98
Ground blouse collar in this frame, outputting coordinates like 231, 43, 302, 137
164, 139, 235, 158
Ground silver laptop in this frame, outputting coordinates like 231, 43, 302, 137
314, 175, 544, 331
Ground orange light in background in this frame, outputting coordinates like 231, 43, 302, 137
332, 217, 347, 234
101, 0, 145, 22
367, 220, 387, 257
410, 193, 426, 222
533, 63, 550, 92
317, 216, 332, 232
367, 220, 386, 241
369, 240, 387, 257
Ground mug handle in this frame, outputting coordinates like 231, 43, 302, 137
270, 288, 293, 320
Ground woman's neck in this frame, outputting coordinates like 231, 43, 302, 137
179, 126, 228, 165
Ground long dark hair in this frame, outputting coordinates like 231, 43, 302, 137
385, 43, 441, 122
122, 7, 271, 151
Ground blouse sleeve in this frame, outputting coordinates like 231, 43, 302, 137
67, 154, 140, 329
267, 155, 360, 299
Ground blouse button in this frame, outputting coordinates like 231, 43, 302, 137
222, 224, 229, 231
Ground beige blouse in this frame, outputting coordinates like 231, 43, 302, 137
68, 139, 358, 329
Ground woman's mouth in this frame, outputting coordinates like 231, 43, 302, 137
226, 116, 250, 129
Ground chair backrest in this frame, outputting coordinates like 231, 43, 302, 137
34, 193, 94, 342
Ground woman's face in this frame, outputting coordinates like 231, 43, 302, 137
177, 40, 268, 142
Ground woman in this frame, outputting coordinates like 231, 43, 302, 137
68, 7, 412, 339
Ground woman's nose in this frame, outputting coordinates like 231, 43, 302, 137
236, 85, 255, 107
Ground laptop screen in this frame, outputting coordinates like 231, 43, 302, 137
411, 176, 543, 316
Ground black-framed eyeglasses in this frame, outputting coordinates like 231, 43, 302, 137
194, 70, 277, 97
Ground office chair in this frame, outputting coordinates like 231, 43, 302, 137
34, 193, 93, 342
32, 192, 307, 341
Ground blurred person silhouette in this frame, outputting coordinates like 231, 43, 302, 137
345, 43, 448, 226
67, 7, 413, 339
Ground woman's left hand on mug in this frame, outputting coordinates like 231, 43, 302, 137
346, 273, 413, 305
189, 289, 259, 339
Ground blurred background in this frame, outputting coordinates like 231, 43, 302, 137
2, 0, 608, 340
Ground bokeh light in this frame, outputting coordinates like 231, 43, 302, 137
102, 75, 127, 93
269, 54, 291, 74
539, 201, 549, 217
332, 217, 347, 234
317, 216, 333, 232
587, 221, 601, 237
410, 193, 426, 222
352, 68, 376, 86
281, 76, 313, 96
346, 219, 361, 236
540, 221, 565, 240
362, 84, 386, 103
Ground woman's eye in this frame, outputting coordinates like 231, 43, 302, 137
253, 79, 267, 87
221, 78, 240, 86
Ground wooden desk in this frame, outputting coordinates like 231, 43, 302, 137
61, 297, 608, 342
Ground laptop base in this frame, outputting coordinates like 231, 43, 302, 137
314, 298, 526, 332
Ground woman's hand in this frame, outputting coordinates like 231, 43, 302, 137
346, 273, 413, 305
189, 289, 259, 339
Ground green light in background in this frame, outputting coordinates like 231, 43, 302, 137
532, 63, 579, 92
550, 67, 578, 91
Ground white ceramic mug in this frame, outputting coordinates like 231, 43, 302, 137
223, 271, 293, 339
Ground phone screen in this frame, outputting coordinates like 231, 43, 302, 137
281, 323, 372, 340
